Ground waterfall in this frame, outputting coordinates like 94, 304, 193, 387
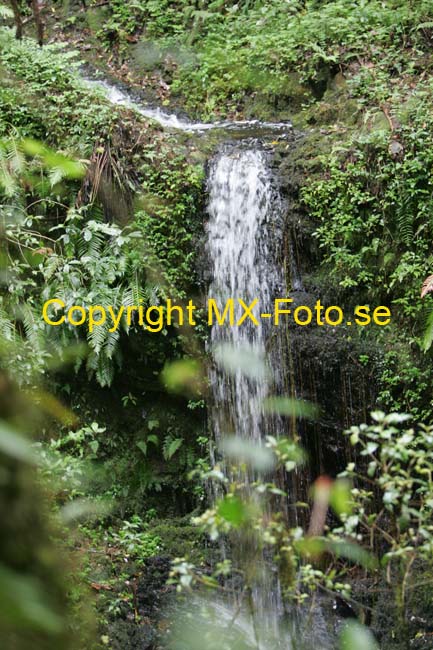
207, 144, 284, 447
81, 68, 333, 646
205, 144, 334, 650
205, 143, 287, 648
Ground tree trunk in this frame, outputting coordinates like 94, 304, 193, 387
9, 0, 23, 40
31, 0, 44, 46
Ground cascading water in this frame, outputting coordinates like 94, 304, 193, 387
205, 145, 333, 650
206, 144, 288, 648
81, 76, 290, 133
206, 144, 284, 446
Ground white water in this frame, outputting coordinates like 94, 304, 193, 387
206, 145, 288, 648
207, 146, 284, 444
205, 146, 333, 650
82, 76, 291, 133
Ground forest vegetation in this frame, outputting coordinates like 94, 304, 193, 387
1, 1, 433, 649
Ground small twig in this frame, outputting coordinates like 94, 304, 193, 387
317, 582, 374, 613
380, 102, 400, 132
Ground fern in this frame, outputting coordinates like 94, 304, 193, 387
103, 329, 120, 360
44, 255, 63, 282
162, 436, 184, 461
20, 304, 46, 351
395, 189, 413, 246
422, 308, 433, 351
6, 139, 25, 176
0, 306, 17, 342
0, 158, 16, 198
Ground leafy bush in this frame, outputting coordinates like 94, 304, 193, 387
91, 0, 433, 117
0, 31, 116, 149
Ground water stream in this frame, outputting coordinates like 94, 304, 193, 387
206, 143, 288, 648
82, 75, 291, 133
207, 145, 285, 446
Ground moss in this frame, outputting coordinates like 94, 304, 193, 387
370, 563, 433, 650
148, 517, 207, 565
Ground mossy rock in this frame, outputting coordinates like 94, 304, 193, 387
148, 517, 207, 565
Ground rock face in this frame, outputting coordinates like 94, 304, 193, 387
265, 138, 377, 506
107, 556, 174, 650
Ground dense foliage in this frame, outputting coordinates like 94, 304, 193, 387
2, 1, 433, 649
74, 0, 433, 118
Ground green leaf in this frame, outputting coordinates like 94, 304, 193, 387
221, 436, 275, 472
263, 396, 318, 419
326, 540, 378, 570
0, 422, 35, 464
60, 497, 111, 523
339, 621, 379, 650
21, 139, 85, 179
294, 536, 326, 558
89, 440, 99, 454
165, 438, 183, 460
161, 359, 202, 396
213, 343, 268, 380
136, 440, 147, 455
217, 496, 248, 526
329, 479, 353, 517
0, 563, 62, 633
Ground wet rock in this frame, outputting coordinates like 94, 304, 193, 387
135, 556, 173, 619
107, 620, 154, 650
104, 557, 175, 650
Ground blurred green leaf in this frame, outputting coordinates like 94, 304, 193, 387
217, 495, 248, 526
295, 537, 377, 570
327, 540, 378, 570
294, 536, 326, 558
0, 564, 62, 633
329, 479, 353, 517
60, 497, 112, 524
339, 621, 379, 650
21, 139, 85, 180
213, 343, 268, 380
161, 358, 203, 396
26, 389, 78, 427
263, 396, 318, 419
0, 422, 35, 464
221, 436, 275, 472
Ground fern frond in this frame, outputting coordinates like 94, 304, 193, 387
95, 353, 114, 387
422, 309, 433, 351
104, 329, 120, 360
20, 304, 45, 350
395, 190, 413, 246
0, 306, 17, 342
6, 139, 25, 175
162, 436, 184, 461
